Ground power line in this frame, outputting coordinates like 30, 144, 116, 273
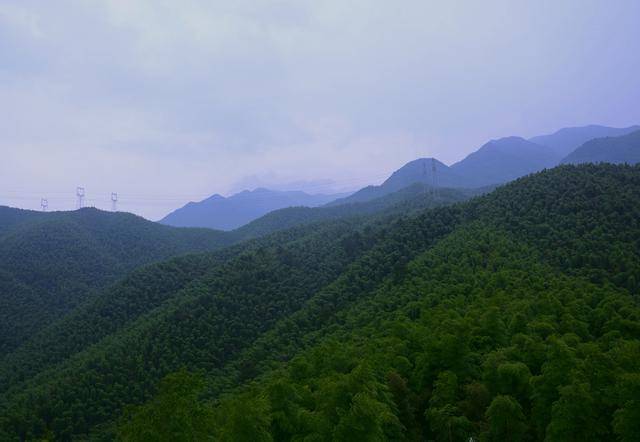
1, 165, 443, 212
0, 171, 396, 201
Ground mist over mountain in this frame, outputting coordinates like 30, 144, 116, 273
561, 129, 640, 165
160, 188, 348, 230
530, 124, 640, 156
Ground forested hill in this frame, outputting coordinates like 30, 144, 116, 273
1, 164, 639, 440
0, 184, 468, 401
0, 207, 231, 354
133, 164, 640, 442
0, 184, 473, 360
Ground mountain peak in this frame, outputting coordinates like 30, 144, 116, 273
400, 157, 448, 169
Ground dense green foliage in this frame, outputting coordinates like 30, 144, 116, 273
1, 164, 639, 441
125, 164, 640, 441
205, 225, 639, 441
0, 185, 466, 399
0, 183, 468, 357
0, 218, 385, 439
118, 370, 216, 441
0, 208, 231, 353
0, 184, 470, 439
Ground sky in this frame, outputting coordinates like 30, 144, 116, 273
1, 0, 639, 220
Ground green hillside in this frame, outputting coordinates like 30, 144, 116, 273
0, 164, 638, 440
0, 185, 467, 388
0, 185, 455, 359
132, 163, 640, 442
0, 208, 233, 354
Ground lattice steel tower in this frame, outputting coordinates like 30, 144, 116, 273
76, 187, 85, 209
111, 192, 118, 212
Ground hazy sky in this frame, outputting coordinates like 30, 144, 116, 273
1, 0, 639, 219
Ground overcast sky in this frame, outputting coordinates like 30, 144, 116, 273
1, 1, 639, 219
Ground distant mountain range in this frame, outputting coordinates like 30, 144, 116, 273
330, 136, 558, 205
160, 188, 348, 230
529, 124, 640, 156
331, 125, 640, 206
161, 124, 640, 227
561, 129, 640, 165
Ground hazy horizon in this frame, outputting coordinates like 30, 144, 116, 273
2, 1, 640, 219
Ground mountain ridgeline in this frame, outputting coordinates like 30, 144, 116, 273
328, 136, 556, 206
529, 124, 640, 156
328, 125, 640, 207
1, 164, 639, 441
160, 188, 346, 230
561, 129, 640, 165
159, 125, 640, 227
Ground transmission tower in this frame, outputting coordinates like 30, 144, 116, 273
76, 187, 85, 209
431, 158, 438, 198
111, 192, 118, 212
41, 198, 48, 212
